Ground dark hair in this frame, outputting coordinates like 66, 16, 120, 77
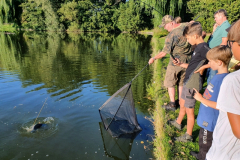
206, 45, 232, 66
214, 9, 227, 17
183, 22, 202, 37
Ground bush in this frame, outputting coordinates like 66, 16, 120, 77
187, 0, 240, 32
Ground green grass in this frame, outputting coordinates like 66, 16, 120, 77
148, 35, 209, 159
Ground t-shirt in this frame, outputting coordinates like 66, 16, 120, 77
162, 23, 192, 67
197, 73, 228, 132
206, 70, 240, 160
208, 20, 230, 48
184, 42, 209, 83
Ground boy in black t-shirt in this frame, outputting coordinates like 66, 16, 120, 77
168, 22, 210, 142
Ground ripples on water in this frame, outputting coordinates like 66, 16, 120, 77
19, 117, 58, 139
0, 32, 154, 160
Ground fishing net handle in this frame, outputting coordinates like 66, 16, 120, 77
130, 63, 149, 83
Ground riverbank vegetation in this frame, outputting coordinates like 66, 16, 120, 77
0, 0, 239, 32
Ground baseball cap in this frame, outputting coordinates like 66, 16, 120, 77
159, 15, 174, 28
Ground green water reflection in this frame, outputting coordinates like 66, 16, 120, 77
0, 32, 152, 113
0, 32, 154, 160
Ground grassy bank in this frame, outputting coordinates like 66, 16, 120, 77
147, 35, 210, 159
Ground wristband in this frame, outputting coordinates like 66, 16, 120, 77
152, 57, 156, 61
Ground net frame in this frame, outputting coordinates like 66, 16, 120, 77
99, 64, 148, 137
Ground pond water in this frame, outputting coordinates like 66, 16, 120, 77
0, 32, 154, 160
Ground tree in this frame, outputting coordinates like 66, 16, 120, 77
187, 0, 240, 32
20, 0, 64, 31
141, 0, 188, 27
0, 0, 23, 25
117, 0, 152, 32
20, 0, 46, 30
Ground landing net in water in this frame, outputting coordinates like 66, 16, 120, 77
99, 83, 142, 137
99, 64, 148, 137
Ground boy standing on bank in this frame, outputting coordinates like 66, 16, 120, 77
205, 19, 240, 160
170, 22, 210, 142
190, 46, 232, 160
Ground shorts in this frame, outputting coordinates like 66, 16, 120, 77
181, 85, 196, 108
164, 65, 186, 88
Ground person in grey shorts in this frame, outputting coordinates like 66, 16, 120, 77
169, 22, 210, 142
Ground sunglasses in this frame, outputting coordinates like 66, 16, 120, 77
227, 40, 235, 48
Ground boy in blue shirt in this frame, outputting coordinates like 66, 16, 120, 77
191, 45, 232, 160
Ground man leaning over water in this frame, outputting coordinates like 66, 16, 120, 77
148, 15, 192, 111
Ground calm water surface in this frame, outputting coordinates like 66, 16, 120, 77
0, 32, 154, 160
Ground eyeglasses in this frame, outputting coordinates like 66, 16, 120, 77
227, 40, 235, 48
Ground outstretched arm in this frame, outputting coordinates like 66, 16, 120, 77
194, 64, 210, 75
148, 51, 167, 64
227, 113, 240, 139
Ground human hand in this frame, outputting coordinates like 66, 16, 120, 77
213, 23, 218, 32
148, 57, 155, 65
193, 88, 203, 102
189, 20, 195, 23
172, 58, 181, 66
194, 66, 206, 75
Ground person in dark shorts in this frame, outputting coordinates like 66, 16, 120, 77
148, 15, 192, 111
169, 22, 210, 142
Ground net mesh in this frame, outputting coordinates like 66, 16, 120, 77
99, 82, 142, 137
99, 122, 137, 159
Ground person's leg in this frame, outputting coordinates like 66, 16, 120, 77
198, 128, 213, 160
163, 66, 177, 110
186, 107, 195, 136
168, 87, 175, 103
178, 85, 183, 101
176, 98, 186, 125
174, 106, 194, 142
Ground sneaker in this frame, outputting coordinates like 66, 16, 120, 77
174, 132, 193, 142
168, 119, 182, 130
190, 151, 199, 159
162, 102, 176, 111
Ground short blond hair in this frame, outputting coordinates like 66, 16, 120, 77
206, 45, 232, 66
174, 16, 182, 24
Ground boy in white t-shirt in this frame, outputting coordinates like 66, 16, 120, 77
205, 19, 240, 160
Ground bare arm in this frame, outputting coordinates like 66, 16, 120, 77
194, 64, 210, 75
148, 51, 167, 64
227, 112, 240, 139
193, 88, 218, 109
220, 37, 228, 46
172, 58, 188, 68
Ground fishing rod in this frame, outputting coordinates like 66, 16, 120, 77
33, 97, 48, 126
140, 1, 164, 16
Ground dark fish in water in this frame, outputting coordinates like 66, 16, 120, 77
32, 124, 47, 132
34, 124, 43, 130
